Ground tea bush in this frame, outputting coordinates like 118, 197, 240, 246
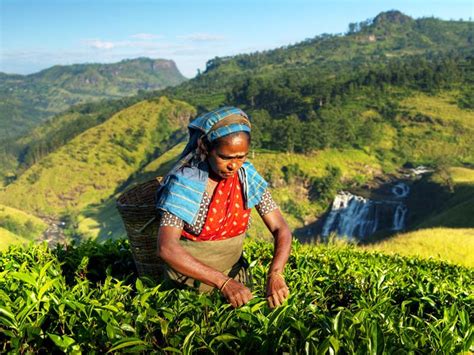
0, 239, 472, 353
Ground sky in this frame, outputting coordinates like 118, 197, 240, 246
1, 0, 473, 78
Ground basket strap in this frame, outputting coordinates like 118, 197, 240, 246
137, 216, 157, 233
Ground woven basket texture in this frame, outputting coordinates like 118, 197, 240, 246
116, 178, 165, 280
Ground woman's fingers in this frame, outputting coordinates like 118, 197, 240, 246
266, 276, 290, 308
222, 279, 253, 307
267, 289, 286, 309
271, 293, 282, 308
280, 284, 290, 299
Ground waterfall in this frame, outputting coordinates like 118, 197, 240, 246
322, 183, 409, 240
322, 192, 379, 239
392, 204, 407, 231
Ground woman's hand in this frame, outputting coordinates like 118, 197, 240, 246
266, 273, 289, 308
220, 278, 253, 308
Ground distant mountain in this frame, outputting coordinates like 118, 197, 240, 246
0, 58, 187, 140
166, 10, 472, 108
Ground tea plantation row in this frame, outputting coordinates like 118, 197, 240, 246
0, 239, 472, 353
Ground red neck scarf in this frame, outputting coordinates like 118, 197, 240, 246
182, 173, 251, 241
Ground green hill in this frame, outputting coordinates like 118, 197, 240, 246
0, 58, 187, 141
0, 228, 28, 249
2, 11, 471, 187
0, 204, 47, 249
164, 11, 473, 110
0, 90, 162, 187
0, 97, 195, 216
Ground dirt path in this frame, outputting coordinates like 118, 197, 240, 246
37, 216, 68, 246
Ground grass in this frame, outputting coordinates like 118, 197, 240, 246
397, 91, 474, 165
76, 142, 186, 240
417, 167, 474, 229
0, 228, 28, 250
363, 228, 474, 268
0, 204, 47, 249
401, 90, 474, 128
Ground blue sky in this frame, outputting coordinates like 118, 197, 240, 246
1, 0, 472, 77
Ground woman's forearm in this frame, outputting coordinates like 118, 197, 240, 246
268, 225, 292, 273
158, 228, 229, 288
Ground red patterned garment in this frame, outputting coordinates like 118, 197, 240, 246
181, 173, 251, 241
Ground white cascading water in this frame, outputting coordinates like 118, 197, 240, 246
322, 192, 379, 239
392, 204, 407, 231
322, 183, 409, 239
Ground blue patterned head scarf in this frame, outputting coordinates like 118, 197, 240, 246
180, 106, 251, 159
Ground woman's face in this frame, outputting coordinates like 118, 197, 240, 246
207, 132, 250, 179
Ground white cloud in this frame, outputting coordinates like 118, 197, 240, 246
177, 33, 225, 42
130, 33, 163, 40
81, 38, 164, 50
82, 39, 116, 50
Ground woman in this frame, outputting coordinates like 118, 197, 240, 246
156, 107, 291, 308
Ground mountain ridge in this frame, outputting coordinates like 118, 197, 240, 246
0, 57, 187, 141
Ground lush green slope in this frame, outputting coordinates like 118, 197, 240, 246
0, 204, 47, 249
0, 11, 472, 266
0, 58, 187, 140
0, 240, 471, 353
0, 97, 195, 216
0, 90, 162, 187
0, 228, 28, 250
364, 228, 474, 268
397, 92, 474, 165
2, 12, 470, 188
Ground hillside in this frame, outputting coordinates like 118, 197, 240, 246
0, 204, 47, 250
75, 143, 383, 241
164, 11, 473, 109
0, 90, 160, 187
0, 58, 187, 140
0, 11, 472, 264
0, 97, 195, 217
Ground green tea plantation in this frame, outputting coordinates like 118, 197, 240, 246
0, 239, 472, 353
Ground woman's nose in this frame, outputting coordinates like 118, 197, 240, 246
227, 161, 237, 170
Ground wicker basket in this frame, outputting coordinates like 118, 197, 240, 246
116, 177, 165, 280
